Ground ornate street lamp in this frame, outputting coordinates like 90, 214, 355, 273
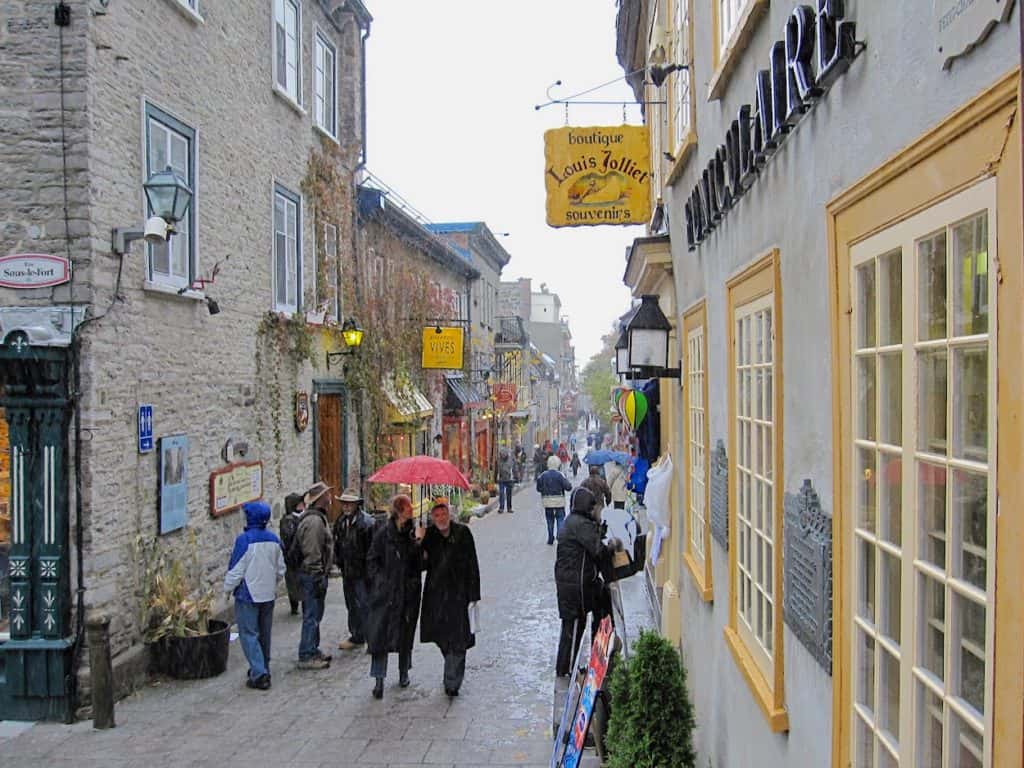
326, 317, 365, 369
626, 294, 680, 379
112, 166, 194, 255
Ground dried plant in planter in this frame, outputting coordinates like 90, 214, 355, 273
131, 531, 216, 642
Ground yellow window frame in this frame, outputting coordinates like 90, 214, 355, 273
708, 0, 768, 102
682, 300, 712, 601
724, 248, 788, 732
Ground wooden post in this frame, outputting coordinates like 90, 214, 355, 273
85, 616, 115, 729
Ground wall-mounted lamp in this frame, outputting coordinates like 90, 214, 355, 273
326, 317, 365, 370
648, 62, 688, 88
205, 297, 221, 315
112, 166, 193, 255
624, 294, 680, 379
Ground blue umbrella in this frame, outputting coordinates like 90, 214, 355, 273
583, 450, 630, 466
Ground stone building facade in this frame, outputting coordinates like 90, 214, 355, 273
0, 0, 371, 719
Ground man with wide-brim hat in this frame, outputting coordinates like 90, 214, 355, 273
295, 481, 334, 669
332, 487, 377, 651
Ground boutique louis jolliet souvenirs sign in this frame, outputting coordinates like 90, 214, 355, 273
544, 125, 652, 228
684, 1, 860, 251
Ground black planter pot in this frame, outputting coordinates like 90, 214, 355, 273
148, 619, 230, 680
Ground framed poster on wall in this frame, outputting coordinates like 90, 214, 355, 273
159, 434, 189, 534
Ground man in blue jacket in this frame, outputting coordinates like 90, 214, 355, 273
536, 454, 573, 545
223, 499, 286, 690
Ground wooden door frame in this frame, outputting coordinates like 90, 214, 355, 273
312, 379, 348, 490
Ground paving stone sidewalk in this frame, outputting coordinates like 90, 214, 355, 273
0, 477, 654, 767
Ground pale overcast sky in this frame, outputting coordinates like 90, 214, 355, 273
364, 1, 643, 367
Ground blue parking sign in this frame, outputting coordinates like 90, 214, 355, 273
138, 404, 154, 453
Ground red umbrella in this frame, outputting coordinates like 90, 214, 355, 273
367, 455, 470, 489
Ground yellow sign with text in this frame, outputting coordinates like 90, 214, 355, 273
544, 125, 651, 228
421, 326, 464, 370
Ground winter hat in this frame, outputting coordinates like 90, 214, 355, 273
570, 487, 597, 514
243, 499, 272, 529
547, 455, 561, 470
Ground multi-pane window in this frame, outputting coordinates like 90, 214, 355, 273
273, 185, 301, 313
670, 0, 691, 149
718, 0, 746, 56
850, 180, 995, 767
647, 83, 666, 198
316, 222, 339, 322
734, 292, 776, 676
145, 104, 195, 289
314, 30, 336, 137
686, 322, 709, 578
273, 0, 301, 103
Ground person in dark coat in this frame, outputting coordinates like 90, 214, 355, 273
569, 451, 581, 478
365, 494, 424, 699
420, 499, 481, 697
279, 492, 305, 615
332, 487, 376, 651
553, 486, 620, 677
580, 464, 612, 509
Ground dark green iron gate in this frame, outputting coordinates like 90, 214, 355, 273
0, 345, 74, 721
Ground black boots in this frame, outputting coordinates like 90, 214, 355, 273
372, 678, 384, 699
399, 670, 410, 688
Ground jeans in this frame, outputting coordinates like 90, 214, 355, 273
342, 576, 369, 643
545, 507, 566, 544
235, 599, 274, 681
498, 480, 514, 512
298, 572, 327, 660
370, 649, 411, 679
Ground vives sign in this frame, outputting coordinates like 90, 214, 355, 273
0, 253, 71, 288
684, 1, 860, 251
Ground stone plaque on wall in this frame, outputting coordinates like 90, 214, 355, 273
783, 479, 833, 674
710, 440, 729, 550
935, 0, 1016, 69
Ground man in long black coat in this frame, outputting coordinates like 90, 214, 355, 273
365, 494, 423, 699
420, 499, 481, 697
553, 486, 619, 676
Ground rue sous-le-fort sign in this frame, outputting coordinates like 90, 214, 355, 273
684, 1, 860, 251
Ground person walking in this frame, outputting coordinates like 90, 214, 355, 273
365, 494, 424, 699
536, 454, 572, 545
295, 481, 334, 669
223, 500, 285, 690
569, 451, 581, 479
604, 459, 628, 510
279, 492, 305, 615
557, 442, 570, 474
496, 447, 516, 514
553, 487, 620, 677
580, 464, 612, 510
532, 444, 546, 479
420, 498, 481, 698
332, 488, 376, 651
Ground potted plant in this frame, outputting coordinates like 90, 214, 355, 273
605, 630, 696, 768
133, 533, 230, 680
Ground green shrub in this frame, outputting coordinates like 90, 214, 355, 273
605, 630, 696, 768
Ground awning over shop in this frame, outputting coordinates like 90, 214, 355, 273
508, 410, 530, 420
444, 373, 488, 410
383, 375, 434, 424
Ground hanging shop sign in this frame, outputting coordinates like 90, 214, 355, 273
493, 382, 517, 410
209, 460, 264, 518
935, 0, 1016, 69
544, 125, 651, 228
0, 254, 71, 289
421, 326, 464, 370
684, 1, 860, 251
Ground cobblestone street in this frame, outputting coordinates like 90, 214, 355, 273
0, 478, 653, 767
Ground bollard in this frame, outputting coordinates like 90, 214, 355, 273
85, 615, 115, 729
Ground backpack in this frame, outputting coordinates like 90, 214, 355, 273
282, 513, 305, 570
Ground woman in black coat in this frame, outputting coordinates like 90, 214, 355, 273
365, 494, 423, 699
420, 499, 481, 697
553, 486, 618, 676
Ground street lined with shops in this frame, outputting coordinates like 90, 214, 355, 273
0, 478, 652, 768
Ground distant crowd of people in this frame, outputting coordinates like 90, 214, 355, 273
222, 482, 479, 699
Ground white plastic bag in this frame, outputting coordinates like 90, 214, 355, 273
468, 602, 480, 634
643, 455, 673, 566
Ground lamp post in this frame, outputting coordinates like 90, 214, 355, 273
326, 317, 365, 369
624, 295, 681, 379
112, 166, 193, 255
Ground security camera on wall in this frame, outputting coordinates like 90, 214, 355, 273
144, 215, 169, 244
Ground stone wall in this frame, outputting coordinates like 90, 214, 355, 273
11, 0, 369, 666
